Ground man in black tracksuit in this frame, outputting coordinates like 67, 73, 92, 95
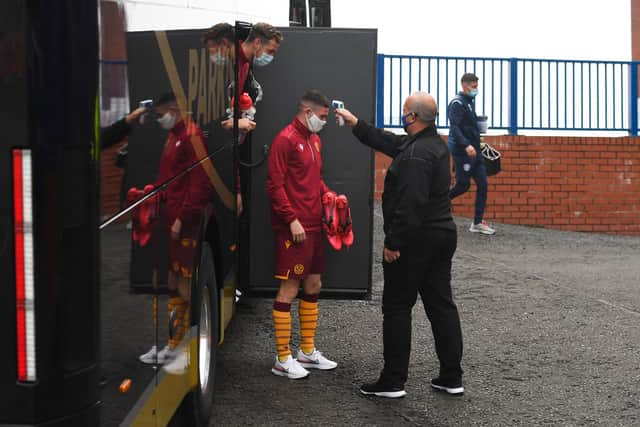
336, 92, 464, 398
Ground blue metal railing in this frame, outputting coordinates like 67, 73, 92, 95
376, 54, 639, 135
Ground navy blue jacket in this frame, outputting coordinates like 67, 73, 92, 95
447, 92, 480, 156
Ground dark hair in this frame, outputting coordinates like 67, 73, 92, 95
202, 23, 234, 45
246, 22, 283, 44
156, 92, 177, 107
299, 90, 330, 109
461, 73, 479, 85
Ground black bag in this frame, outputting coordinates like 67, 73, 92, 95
481, 142, 501, 176
115, 142, 128, 169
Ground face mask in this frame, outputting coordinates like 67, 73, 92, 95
401, 112, 415, 132
468, 89, 478, 98
306, 112, 326, 133
253, 53, 274, 67
157, 112, 176, 130
210, 52, 228, 66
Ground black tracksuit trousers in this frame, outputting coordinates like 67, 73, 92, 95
380, 227, 463, 386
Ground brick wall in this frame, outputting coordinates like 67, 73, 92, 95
374, 135, 640, 236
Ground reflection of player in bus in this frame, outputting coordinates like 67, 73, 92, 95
266, 90, 338, 379
139, 92, 214, 364
202, 22, 283, 216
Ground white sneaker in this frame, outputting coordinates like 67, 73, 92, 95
271, 355, 310, 379
163, 349, 189, 375
139, 345, 177, 365
296, 349, 338, 370
469, 220, 496, 235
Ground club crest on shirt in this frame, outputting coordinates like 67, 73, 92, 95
294, 264, 305, 275
298, 143, 304, 152
314, 141, 320, 152
284, 240, 292, 249
175, 140, 181, 147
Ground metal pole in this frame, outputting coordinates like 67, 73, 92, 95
509, 58, 518, 135
376, 54, 385, 127
629, 62, 638, 136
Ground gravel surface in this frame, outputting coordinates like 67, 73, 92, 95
211, 203, 640, 426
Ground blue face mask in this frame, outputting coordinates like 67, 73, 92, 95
253, 53, 273, 67
401, 112, 415, 132
468, 89, 478, 98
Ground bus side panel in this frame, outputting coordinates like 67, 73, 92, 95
0, 0, 30, 419
1, 0, 101, 425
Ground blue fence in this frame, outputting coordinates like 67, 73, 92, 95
376, 54, 639, 135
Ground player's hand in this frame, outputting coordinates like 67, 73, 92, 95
290, 219, 306, 244
221, 118, 256, 132
239, 118, 256, 132
171, 218, 182, 240
465, 145, 477, 157
335, 108, 358, 127
383, 247, 400, 263
126, 107, 147, 124
236, 193, 243, 217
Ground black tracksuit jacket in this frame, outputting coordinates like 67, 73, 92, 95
352, 120, 456, 251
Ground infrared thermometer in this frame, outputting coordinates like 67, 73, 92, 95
332, 100, 345, 126
138, 99, 153, 124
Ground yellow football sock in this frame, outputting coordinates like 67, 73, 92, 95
273, 301, 292, 362
168, 294, 187, 349
299, 294, 319, 355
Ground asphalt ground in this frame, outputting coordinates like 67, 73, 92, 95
210, 202, 640, 426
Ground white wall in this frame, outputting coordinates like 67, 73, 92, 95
332, 0, 631, 61
124, 0, 289, 31
121, 0, 631, 60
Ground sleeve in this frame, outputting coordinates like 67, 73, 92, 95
176, 134, 214, 223
448, 101, 471, 148
318, 138, 331, 195
351, 120, 405, 158
383, 156, 432, 251
100, 118, 132, 149
266, 134, 297, 225
320, 179, 330, 196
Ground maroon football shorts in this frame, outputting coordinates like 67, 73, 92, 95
167, 220, 199, 279
273, 230, 325, 281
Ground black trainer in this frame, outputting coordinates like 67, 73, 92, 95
360, 380, 407, 398
430, 377, 464, 395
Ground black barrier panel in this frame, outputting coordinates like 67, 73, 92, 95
125, 30, 236, 291
247, 28, 377, 296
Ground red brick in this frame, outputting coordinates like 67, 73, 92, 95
369, 137, 640, 235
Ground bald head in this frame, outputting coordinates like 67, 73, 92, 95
407, 92, 437, 124
402, 92, 437, 135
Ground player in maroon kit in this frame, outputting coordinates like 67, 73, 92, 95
203, 22, 283, 216
265, 90, 338, 379
139, 92, 214, 365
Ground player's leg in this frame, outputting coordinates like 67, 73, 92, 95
271, 231, 309, 379
469, 160, 495, 234
296, 232, 337, 370
449, 154, 472, 199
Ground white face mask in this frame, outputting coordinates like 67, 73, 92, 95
157, 112, 176, 130
253, 52, 273, 67
306, 112, 326, 133
210, 52, 228, 66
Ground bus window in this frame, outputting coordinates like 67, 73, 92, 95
99, 14, 239, 425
